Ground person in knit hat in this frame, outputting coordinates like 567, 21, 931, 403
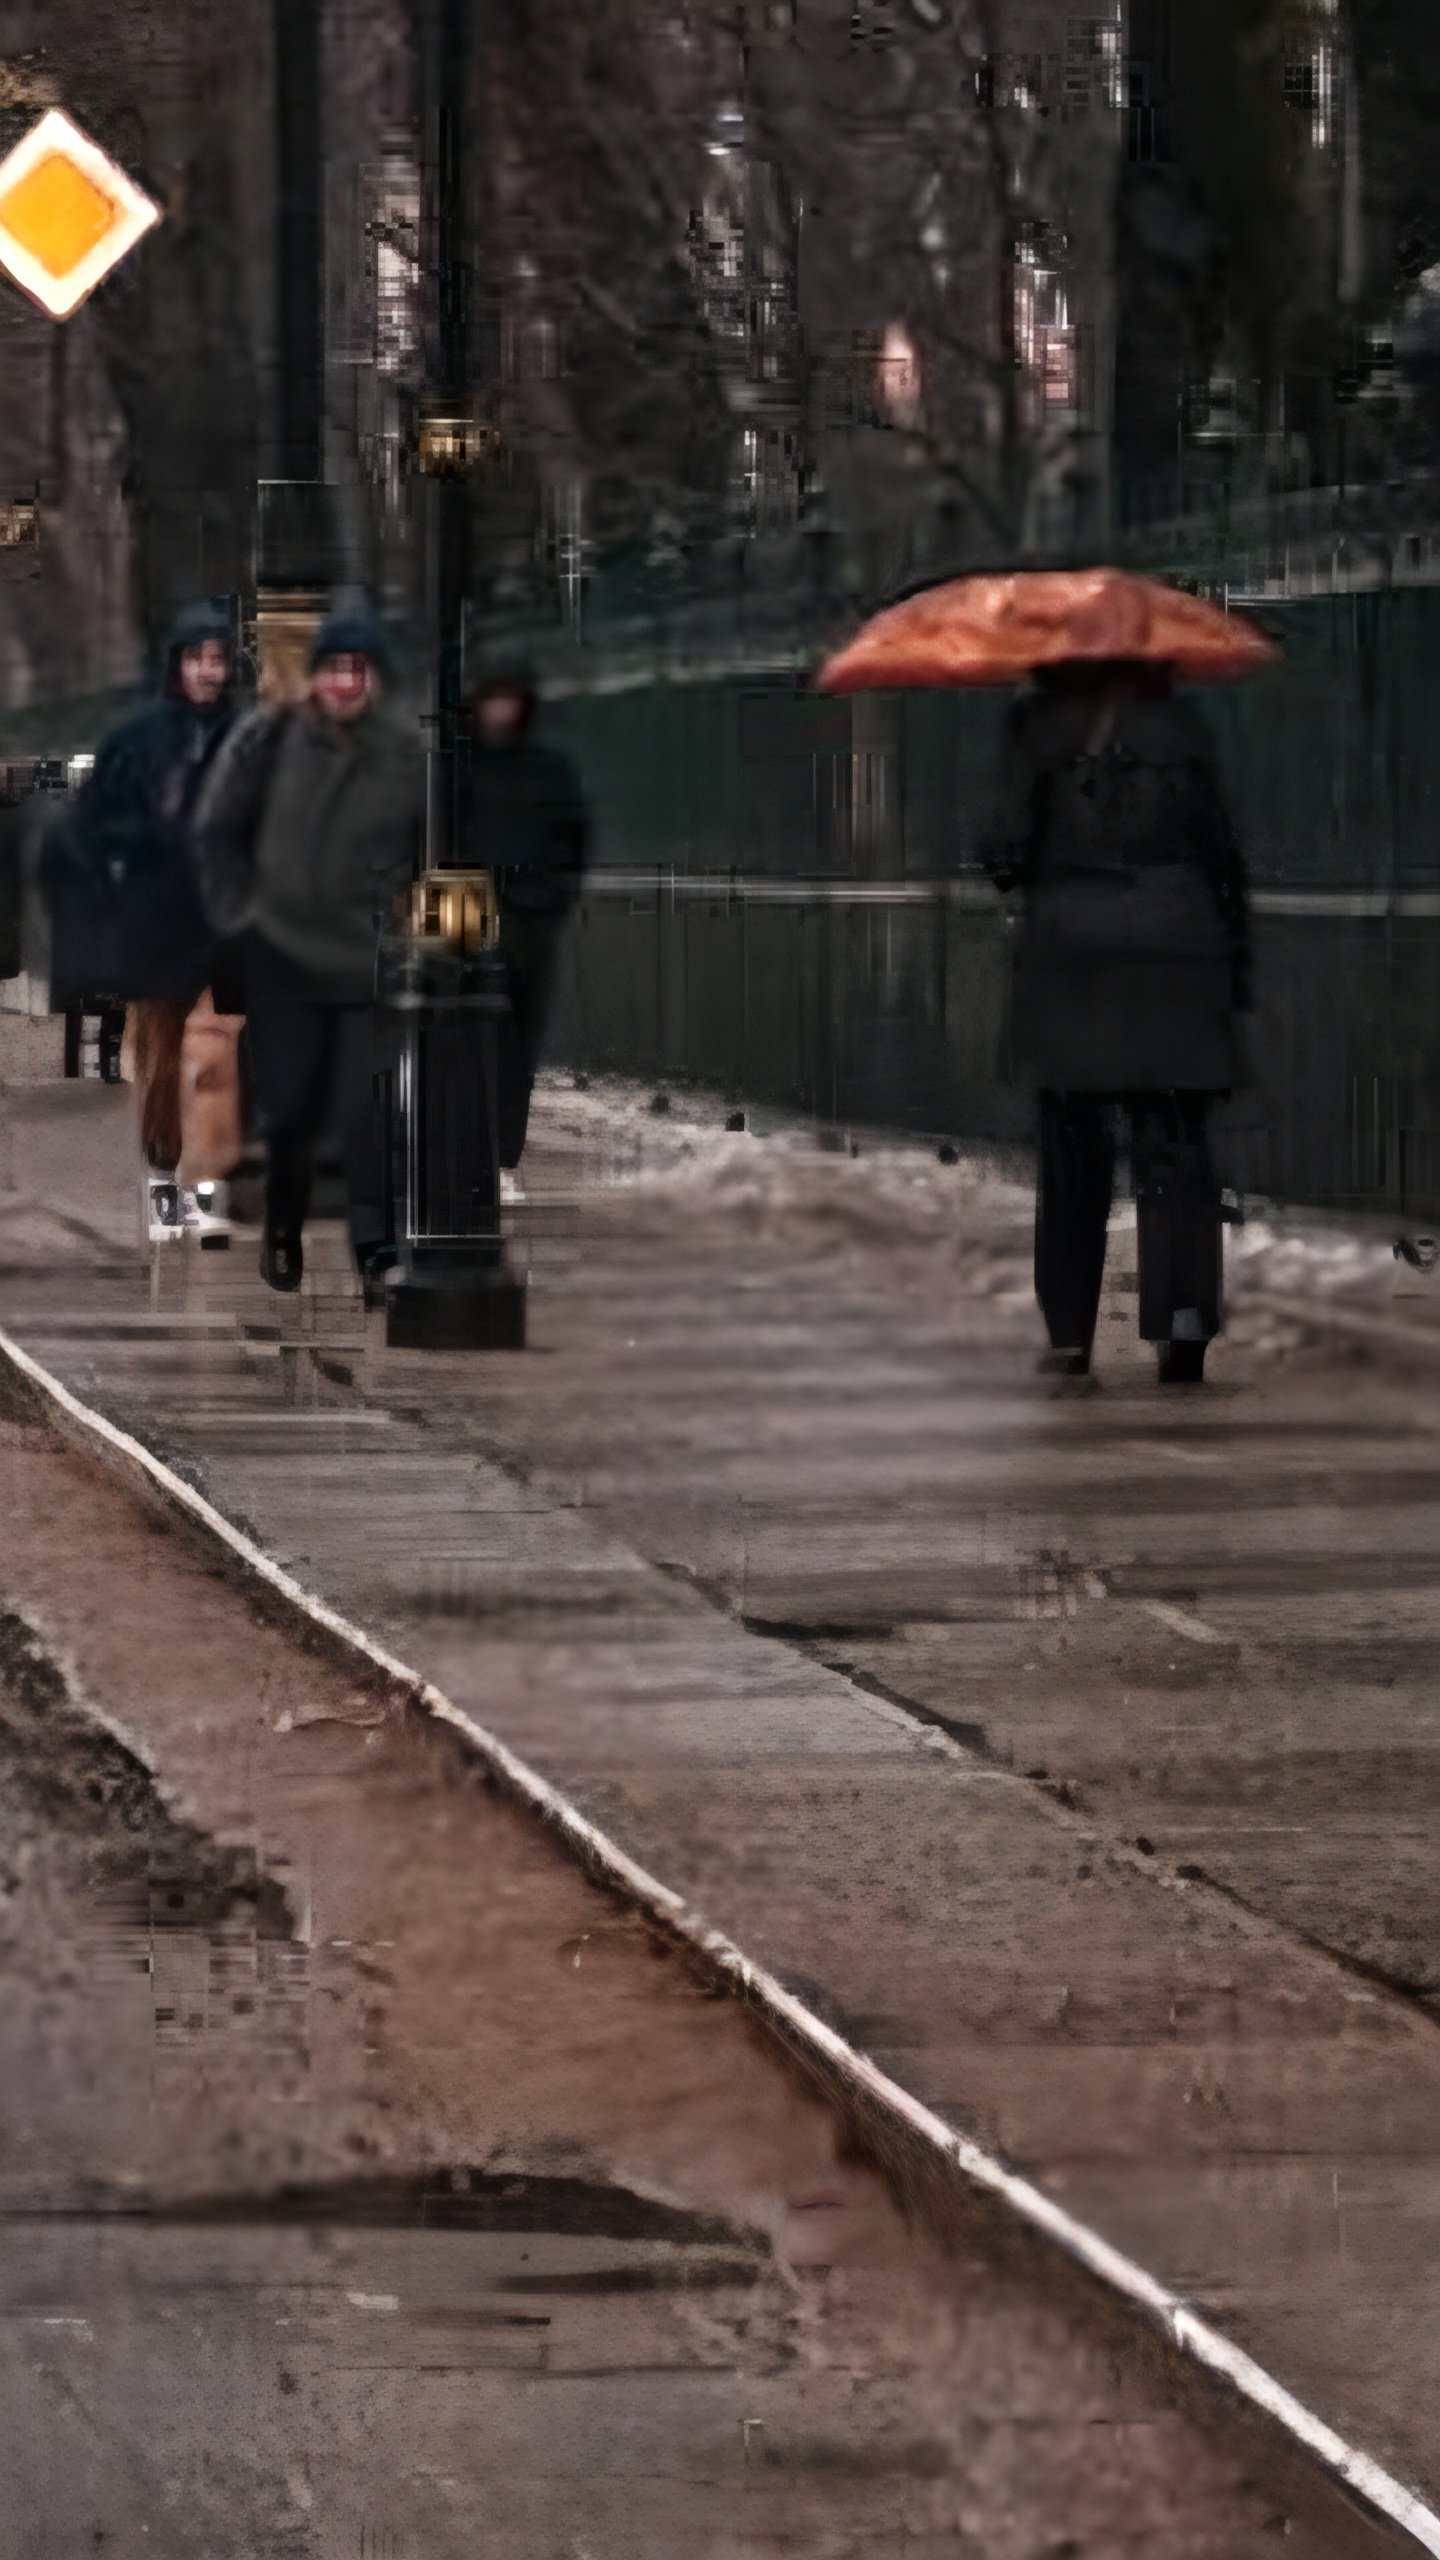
196, 600, 424, 1292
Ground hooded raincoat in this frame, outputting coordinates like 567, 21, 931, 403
458, 666, 590, 1166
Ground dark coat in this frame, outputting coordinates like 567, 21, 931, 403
459, 708, 589, 917
42, 604, 239, 1007
196, 701, 426, 1001
979, 688, 1252, 1095
456, 679, 591, 1167
458, 697, 590, 1019
0, 783, 23, 981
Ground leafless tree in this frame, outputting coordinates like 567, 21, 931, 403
451, 0, 1126, 609
737, 0, 1126, 578
0, 0, 272, 714
476, 2, 744, 577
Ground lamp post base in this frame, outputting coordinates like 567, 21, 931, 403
383, 1259, 527, 1352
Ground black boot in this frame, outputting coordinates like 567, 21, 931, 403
1157, 1337, 1207, 1385
261, 1228, 304, 1294
1037, 1345, 1091, 1379
356, 1245, 395, 1311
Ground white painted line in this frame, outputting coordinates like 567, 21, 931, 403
1139, 1599, 1232, 1648
1, 1317, 1437, 2554
1144, 1438, 1223, 1468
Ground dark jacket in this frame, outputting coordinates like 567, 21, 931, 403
43, 603, 239, 1007
0, 781, 23, 982
458, 681, 590, 1026
980, 686, 1252, 1095
459, 683, 589, 921
196, 700, 426, 1001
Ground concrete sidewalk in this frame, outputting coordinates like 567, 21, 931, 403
2, 1067, 1438, 2518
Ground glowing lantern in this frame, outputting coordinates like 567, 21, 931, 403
406, 869, 499, 955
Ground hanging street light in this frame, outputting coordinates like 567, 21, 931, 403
0, 106, 160, 319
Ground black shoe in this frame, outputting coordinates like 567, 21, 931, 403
261, 1230, 304, 1294
1157, 1338, 1207, 1385
355, 1243, 396, 1309
1038, 1346, 1091, 1379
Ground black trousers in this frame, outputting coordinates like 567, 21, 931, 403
497, 924, 561, 1172
243, 942, 390, 1266
1035, 1090, 1223, 1357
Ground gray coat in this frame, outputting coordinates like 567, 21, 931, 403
196, 703, 426, 999
979, 690, 1252, 1095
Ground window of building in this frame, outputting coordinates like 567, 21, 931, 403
1014, 235, 1076, 415
1285, 0, 1337, 154
370, 151, 420, 380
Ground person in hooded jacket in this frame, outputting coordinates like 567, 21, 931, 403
980, 657, 1252, 1387
0, 768, 23, 987
195, 603, 425, 1294
458, 666, 591, 1176
44, 601, 241, 1167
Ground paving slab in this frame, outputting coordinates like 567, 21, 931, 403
11, 1418, 1355, 2560
1, 1070, 1438, 2518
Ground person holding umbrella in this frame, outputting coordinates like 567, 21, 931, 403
818, 568, 1273, 1387
979, 650, 1253, 1384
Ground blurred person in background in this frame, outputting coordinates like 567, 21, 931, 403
981, 657, 1252, 1388
460, 663, 590, 1193
196, 604, 424, 1294
0, 766, 22, 989
43, 602, 241, 1174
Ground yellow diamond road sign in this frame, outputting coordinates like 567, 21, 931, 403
0, 108, 160, 319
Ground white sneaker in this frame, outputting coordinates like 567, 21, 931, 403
186, 1180, 232, 1250
145, 1173, 187, 1244
499, 1170, 525, 1207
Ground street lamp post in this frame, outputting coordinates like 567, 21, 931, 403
255, 0, 331, 701
422, 0, 474, 843
1190, 371, 1244, 584
380, 0, 526, 1353
274, 0, 322, 491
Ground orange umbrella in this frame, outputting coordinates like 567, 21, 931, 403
816, 567, 1281, 691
